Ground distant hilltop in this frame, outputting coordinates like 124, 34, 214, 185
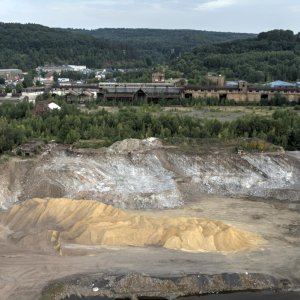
0, 23, 253, 71
174, 29, 300, 84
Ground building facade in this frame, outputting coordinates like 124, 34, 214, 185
0, 69, 23, 81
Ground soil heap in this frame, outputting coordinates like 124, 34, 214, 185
0, 198, 263, 254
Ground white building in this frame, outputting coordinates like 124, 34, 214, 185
48, 103, 61, 111
37, 65, 88, 74
58, 78, 70, 83
68, 65, 87, 72
0, 69, 23, 81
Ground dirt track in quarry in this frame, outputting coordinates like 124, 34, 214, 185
0, 139, 299, 300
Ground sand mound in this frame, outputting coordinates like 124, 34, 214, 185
0, 198, 262, 254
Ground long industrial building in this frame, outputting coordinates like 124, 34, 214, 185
22, 81, 300, 103
184, 81, 300, 102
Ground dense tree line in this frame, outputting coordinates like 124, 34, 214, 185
68, 28, 253, 65
0, 102, 299, 154
173, 30, 300, 83
0, 23, 253, 71
93, 93, 300, 107
0, 23, 141, 70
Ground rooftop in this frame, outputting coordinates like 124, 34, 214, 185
0, 69, 22, 73
267, 80, 296, 87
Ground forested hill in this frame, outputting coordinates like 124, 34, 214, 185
0, 23, 254, 71
67, 28, 254, 64
173, 30, 300, 83
0, 23, 142, 70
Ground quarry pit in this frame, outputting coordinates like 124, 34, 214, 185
0, 139, 299, 300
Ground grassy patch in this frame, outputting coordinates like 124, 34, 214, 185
237, 139, 283, 153
164, 137, 241, 155
74, 139, 111, 149
42, 282, 65, 300
0, 154, 12, 164
165, 137, 283, 155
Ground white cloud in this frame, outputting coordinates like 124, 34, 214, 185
195, 0, 237, 11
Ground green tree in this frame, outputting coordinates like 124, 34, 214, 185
65, 129, 81, 144
22, 74, 34, 88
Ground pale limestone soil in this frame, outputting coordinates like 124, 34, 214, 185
0, 141, 299, 211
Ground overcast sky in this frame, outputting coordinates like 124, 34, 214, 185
0, 0, 299, 33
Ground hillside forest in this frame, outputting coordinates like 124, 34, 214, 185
0, 23, 252, 71
1, 24, 300, 85
174, 30, 300, 83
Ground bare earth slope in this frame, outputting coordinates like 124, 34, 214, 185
0, 139, 299, 210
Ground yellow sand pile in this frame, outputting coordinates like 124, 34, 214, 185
0, 198, 262, 253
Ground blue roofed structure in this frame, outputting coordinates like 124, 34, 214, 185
225, 81, 239, 87
267, 80, 296, 88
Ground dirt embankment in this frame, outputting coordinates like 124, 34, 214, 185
43, 272, 292, 300
0, 139, 299, 210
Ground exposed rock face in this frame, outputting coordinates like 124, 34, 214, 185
0, 139, 299, 210
170, 152, 299, 200
0, 198, 263, 254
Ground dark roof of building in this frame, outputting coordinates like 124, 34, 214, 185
105, 93, 133, 98
185, 85, 238, 91
105, 87, 181, 95
0, 69, 22, 73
